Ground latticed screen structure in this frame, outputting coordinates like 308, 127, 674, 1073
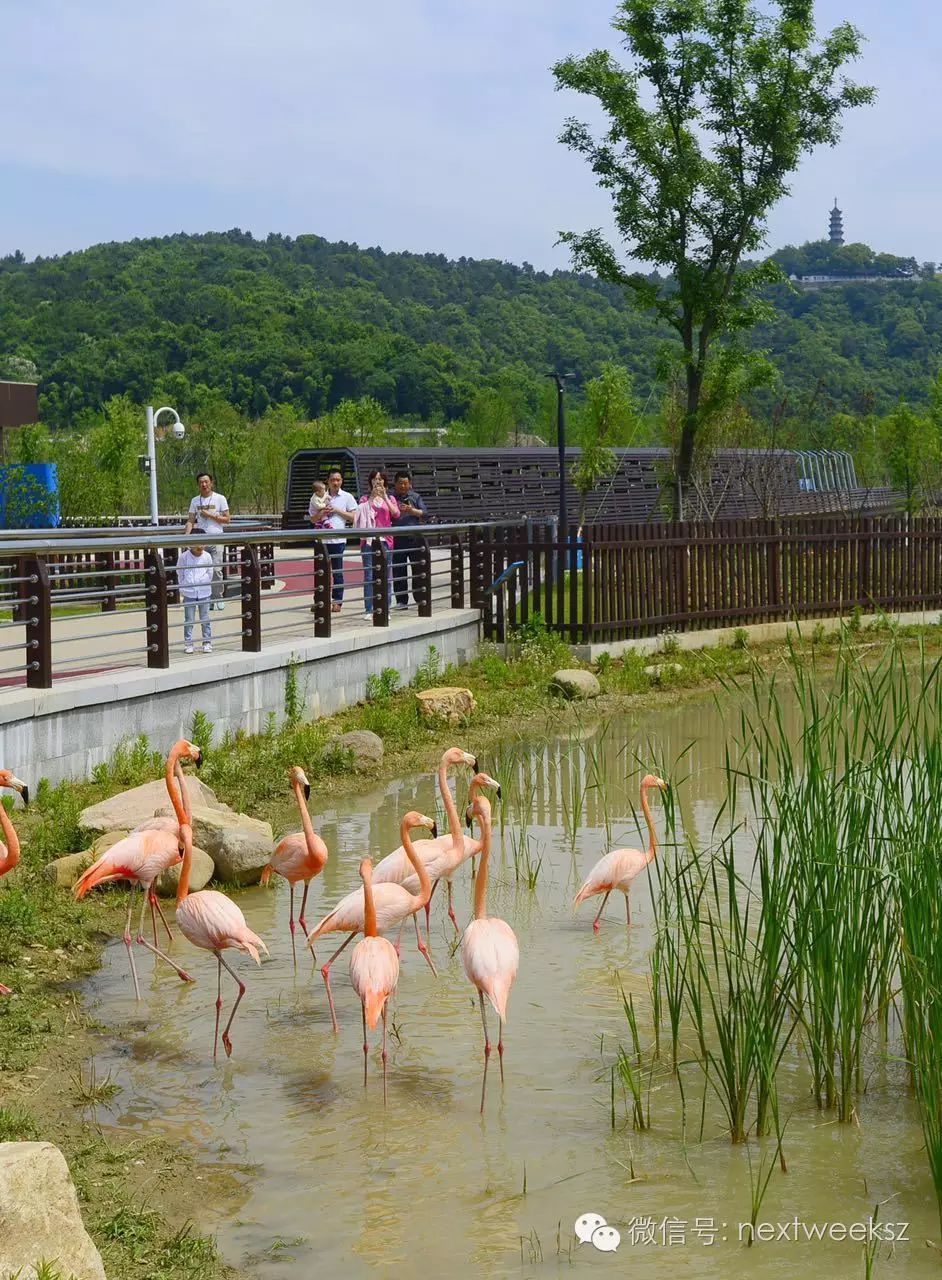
283, 447, 893, 527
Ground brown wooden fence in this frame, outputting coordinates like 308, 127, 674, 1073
474, 516, 942, 645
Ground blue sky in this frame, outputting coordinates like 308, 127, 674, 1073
1, 0, 937, 269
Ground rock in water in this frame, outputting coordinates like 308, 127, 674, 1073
80, 777, 225, 835
152, 804, 274, 885
550, 669, 601, 699
414, 687, 476, 724
0, 1141, 107, 1280
327, 730, 384, 770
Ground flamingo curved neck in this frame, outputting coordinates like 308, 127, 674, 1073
362, 863, 377, 937
640, 783, 658, 863
438, 759, 462, 849
293, 781, 321, 861
401, 821, 433, 906
472, 809, 492, 919
165, 745, 189, 827
0, 801, 20, 876
176, 823, 194, 904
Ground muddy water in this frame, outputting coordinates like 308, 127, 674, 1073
82, 694, 940, 1278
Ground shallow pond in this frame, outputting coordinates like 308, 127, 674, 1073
82, 692, 940, 1278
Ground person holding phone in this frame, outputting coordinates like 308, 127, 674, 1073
184, 472, 230, 610
390, 470, 428, 610
356, 470, 399, 618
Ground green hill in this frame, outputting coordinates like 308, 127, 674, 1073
0, 229, 939, 428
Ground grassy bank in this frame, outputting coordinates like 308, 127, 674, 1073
2, 613, 940, 1277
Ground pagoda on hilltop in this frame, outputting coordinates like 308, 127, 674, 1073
828, 198, 844, 246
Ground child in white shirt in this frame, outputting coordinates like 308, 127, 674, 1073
177, 541, 214, 654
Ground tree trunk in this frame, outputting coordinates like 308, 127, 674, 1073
673, 364, 702, 520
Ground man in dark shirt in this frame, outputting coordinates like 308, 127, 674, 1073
390, 470, 429, 609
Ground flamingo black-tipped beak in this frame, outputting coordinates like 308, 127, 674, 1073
193, 750, 203, 770
495, 784, 502, 802
431, 821, 438, 839
472, 757, 480, 772
304, 783, 311, 801
465, 807, 473, 831
13, 778, 29, 806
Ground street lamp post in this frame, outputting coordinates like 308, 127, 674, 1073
547, 372, 570, 576
145, 405, 185, 526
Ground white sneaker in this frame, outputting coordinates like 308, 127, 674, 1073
184, 645, 194, 655
364, 611, 373, 619
214, 601, 225, 612
202, 643, 213, 654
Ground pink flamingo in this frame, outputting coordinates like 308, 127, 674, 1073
175, 820, 269, 1059
349, 857, 399, 1105
372, 747, 479, 941
306, 811, 437, 1033
573, 774, 668, 932
461, 792, 519, 1113
260, 766, 327, 966
74, 740, 202, 999
0, 770, 29, 996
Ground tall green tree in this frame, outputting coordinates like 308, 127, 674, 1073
572, 363, 639, 525
553, 0, 874, 517
878, 403, 940, 515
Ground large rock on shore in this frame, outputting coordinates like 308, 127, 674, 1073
0, 1141, 107, 1280
44, 830, 129, 889
154, 804, 273, 885
550, 669, 601, 700
80, 776, 225, 835
327, 729, 384, 770
415, 687, 476, 725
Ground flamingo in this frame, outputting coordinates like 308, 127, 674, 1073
461, 792, 519, 1113
372, 746, 478, 942
175, 820, 269, 1059
349, 857, 399, 1105
573, 773, 668, 932
74, 740, 202, 999
260, 767, 327, 966
0, 770, 29, 996
306, 811, 437, 1033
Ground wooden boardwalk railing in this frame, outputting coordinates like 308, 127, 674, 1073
476, 516, 940, 644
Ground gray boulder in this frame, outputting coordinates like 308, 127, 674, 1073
80, 776, 224, 835
327, 729, 384, 770
550, 669, 601, 700
154, 804, 273, 886
415, 687, 476, 724
44, 830, 129, 889
643, 662, 684, 681
0, 1141, 107, 1280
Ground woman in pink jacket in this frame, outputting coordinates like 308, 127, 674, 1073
357, 470, 399, 618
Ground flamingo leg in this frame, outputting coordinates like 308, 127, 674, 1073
135, 891, 194, 983
497, 1017, 506, 1085
592, 890, 611, 933
478, 990, 492, 1115
446, 879, 461, 935
218, 951, 246, 1059
298, 881, 311, 939
288, 883, 297, 969
124, 884, 141, 1002
381, 1003, 389, 1107
394, 919, 404, 957
424, 879, 440, 950
361, 1004, 369, 1089
213, 956, 223, 1060
151, 892, 176, 944
320, 933, 354, 1033
625, 891, 632, 930
413, 913, 438, 978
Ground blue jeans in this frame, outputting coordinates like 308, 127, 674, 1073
326, 543, 345, 604
183, 599, 212, 646
362, 543, 392, 614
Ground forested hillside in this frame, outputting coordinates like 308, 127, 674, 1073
0, 229, 940, 427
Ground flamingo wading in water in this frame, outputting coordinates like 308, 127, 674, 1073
175, 821, 269, 1059
306, 811, 437, 1033
349, 857, 399, 1105
74, 740, 202, 999
260, 767, 327, 966
0, 770, 29, 995
573, 773, 668, 932
461, 792, 519, 1113
372, 746, 478, 944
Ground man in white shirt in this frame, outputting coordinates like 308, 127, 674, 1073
184, 472, 230, 610
311, 467, 356, 613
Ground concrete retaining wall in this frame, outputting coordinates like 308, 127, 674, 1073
0, 611, 480, 785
